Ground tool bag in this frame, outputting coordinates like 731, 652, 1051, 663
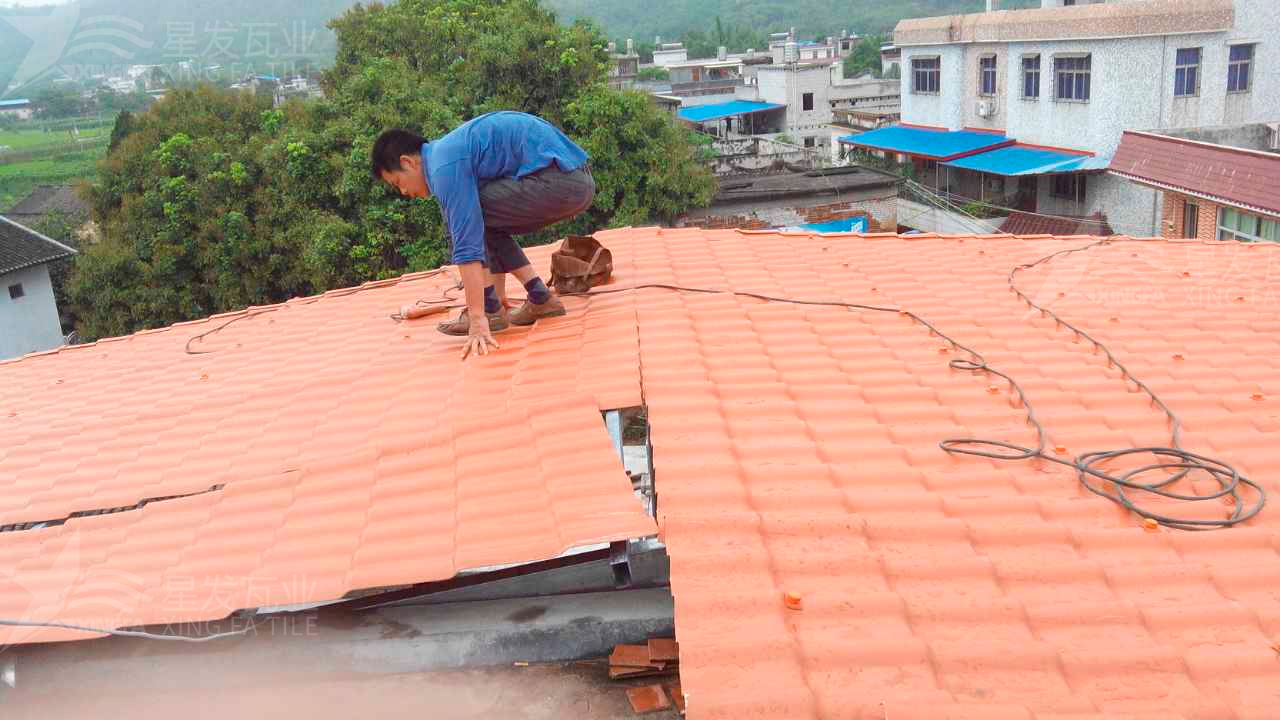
549, 235, 613, 294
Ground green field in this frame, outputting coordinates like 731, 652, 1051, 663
0, 125, 108, 151
0, 147, 104, 211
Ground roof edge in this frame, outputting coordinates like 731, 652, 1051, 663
1108, 169, 1280, 220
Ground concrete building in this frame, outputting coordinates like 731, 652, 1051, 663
0, 99, 34, 121
858, 0, 1279, 236
0, 216, 76, 360
679, 166, 900, 232
651, 42, 688, 67
608, 39, 640, 89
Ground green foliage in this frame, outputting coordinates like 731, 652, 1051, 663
842, 34, 887, 79
637, 67, 669, 81
71, 0, 714, 340
679, 16, 766, 58
548, 0, 1039, 42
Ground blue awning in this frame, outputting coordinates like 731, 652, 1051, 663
942, 145, 1108, 175
839, 125, 1010, 160
677, 100, 785, 122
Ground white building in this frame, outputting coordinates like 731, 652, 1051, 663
856, 0, 1279, 236
0, 216, 76, 360
652, 42, 689, 68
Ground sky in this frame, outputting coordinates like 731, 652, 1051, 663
2, 0, 75, 6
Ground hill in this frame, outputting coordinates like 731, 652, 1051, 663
544, 0, 1036, 44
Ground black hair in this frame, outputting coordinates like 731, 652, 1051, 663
370, 128, 427, 180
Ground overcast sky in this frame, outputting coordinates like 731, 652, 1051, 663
2, 0, 75, 7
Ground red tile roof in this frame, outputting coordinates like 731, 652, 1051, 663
4, 228, 1280, 720
0, 265, 655, 644
999, 210, 1113, 237
1111, 130, 1280, 218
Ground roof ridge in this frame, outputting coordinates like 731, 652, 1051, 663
0, 266, 453, 368
0, 214, 79, 256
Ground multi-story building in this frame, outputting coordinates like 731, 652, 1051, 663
608, 39, 640, 89
846, 0, 1278, 236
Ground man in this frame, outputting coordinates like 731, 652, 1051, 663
371, 111, 596, 359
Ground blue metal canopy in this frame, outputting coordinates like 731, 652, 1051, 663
677, 100, 785, 123
839, 125, 1010, 160
942, 144, 1107, 176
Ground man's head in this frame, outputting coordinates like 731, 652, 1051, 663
371, 128, 429, 198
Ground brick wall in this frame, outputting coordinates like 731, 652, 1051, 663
1161, 191, 1219, 241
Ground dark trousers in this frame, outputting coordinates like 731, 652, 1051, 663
475, 164, 595, 273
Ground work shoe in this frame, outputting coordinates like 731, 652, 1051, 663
437, 307, 509, 336
508, 294, 567, 326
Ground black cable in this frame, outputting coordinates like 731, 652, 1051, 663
560, 237, 1265, 530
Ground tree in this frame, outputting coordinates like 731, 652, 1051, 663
842, 34, 887, 79
71, 0, 714, 340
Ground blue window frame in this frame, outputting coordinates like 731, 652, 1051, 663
1022, 55, 1040, 98
1174, 47, 1201, 97
979, 55, 997, 96
1228, 44, 1253, 92
1054, 55, 1090, 101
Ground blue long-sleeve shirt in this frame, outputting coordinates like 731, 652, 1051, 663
420, 111, 589, 266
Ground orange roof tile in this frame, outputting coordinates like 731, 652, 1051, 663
0, 265, 654, 644
5, 228, 1280, 720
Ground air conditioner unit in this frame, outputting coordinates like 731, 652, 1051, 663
1267, 122, 1280, 151
975, 101, 996, 118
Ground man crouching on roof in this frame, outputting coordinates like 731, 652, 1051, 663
371, 111, 596, 360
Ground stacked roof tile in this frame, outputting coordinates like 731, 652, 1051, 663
3, 228, 1279, 719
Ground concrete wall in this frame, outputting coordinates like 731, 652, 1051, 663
901, 0, 1280, 153
757, 65, 840, 149
0, 263, 64, 360
899, 45, 966, 129
897, 197, 1007, 234
682, 187, 898, 231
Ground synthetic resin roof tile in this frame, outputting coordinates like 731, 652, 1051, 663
0, 260, 654, 644
839, 125, 1011, 161
1111, 130, 1280, 218
4, 229, 1280, 720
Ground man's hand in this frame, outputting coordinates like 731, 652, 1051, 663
462, 318, 500, 360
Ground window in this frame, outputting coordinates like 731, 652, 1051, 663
7, 283, 23, 300
1228, 44, 1253, 92
1022, 55, 1041, 98
1054, 55, 1091, 101
1174, 47, 1201, 97
803, 136, 815, 148
802, 92, 814, 111
1218, 207, 1279, 242
1050, 174, 1086, 201
1182, 202, 1199, 238
979, 55, 997, 96
912, 57, 940, 94
1063, 0, 1076, 5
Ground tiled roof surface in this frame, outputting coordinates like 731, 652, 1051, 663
1111, 131, 1280, 218
589, 228, 1278, 719
5, 228, 1280, 720
0, 266, 654, 644
6, 184, 89, 219
1000, 210, 1113, 237
0, 215, 77, 276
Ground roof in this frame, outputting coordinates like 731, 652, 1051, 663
0, 98, 32, 108
712, 166, 899, 203
6, 184, 90, 220
895, 0, 1233, 46
677, 100, 785, 122
1110, 130, 1280, 218
840, 124, 1011, 161
943, 144, 1104, 176
0, 215, 77, 276
999, 209, 1114, 237
0, 264, 655, 644
4, 229, 1280, 718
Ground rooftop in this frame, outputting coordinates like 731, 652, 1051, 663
1111, 130, 1280, 218
3, 229, 1280, 716
713, 167, 900, 203
5, 184, 89, 222
895, 0, 1233, 46
0, 215, 77, 276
